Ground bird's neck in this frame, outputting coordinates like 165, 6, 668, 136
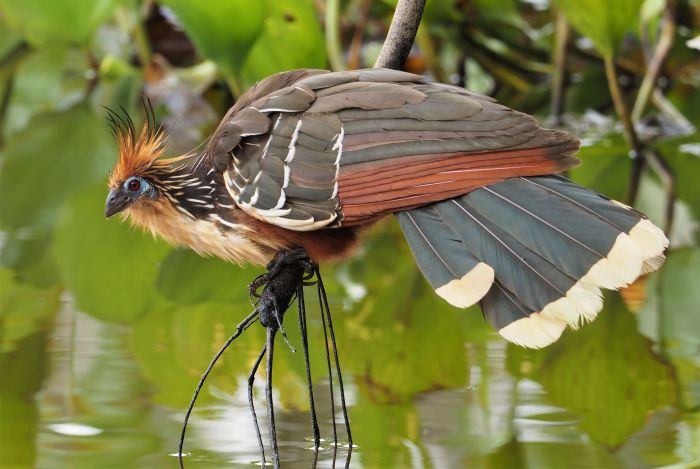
125, 162, 281, 265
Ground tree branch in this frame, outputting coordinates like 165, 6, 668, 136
374, 0, 426, 70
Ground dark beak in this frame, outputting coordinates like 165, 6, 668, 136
105, 189, 131, 218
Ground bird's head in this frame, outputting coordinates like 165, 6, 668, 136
104, 106, 186, 218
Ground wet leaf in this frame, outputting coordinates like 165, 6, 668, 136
555, 0, 644, 57
159, 0, 266, 81
0, 106, 114, 231
533, 295, 677, 447
0, 0, 119, 46
53, 184, 171, 322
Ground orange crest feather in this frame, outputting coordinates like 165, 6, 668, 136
105, 103, 185, 188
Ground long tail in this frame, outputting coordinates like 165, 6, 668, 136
396, 175, 668, 348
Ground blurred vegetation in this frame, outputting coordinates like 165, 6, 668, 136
0, 0, 699, 468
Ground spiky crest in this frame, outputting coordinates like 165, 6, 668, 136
106, 99, 187, 188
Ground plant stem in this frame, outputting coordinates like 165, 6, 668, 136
632, 4, 676, 123
326, 0, 345, 71
603, 54, 644, 204
549, 11, 570, 125
374, 0, 426, 69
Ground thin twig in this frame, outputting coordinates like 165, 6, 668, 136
374, 0, 426, 69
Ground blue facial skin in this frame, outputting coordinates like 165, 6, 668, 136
124, 176, 156, 199
105, 176, 156, 218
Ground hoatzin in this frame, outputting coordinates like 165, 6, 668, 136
105, 68, 668, 349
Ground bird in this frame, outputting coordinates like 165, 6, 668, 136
105, 68, 668, 349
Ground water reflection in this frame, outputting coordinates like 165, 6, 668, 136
2, 228, 699, 469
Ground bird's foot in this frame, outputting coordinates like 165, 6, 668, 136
251, 248, 317, 353
248, 248, 315, 303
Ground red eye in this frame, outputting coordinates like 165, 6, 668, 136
128, 179, 141, 192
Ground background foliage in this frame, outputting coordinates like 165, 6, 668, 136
0, 0, 699, 468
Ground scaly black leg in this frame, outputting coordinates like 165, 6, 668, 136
317, 267, 353, 446
298, 283, 321, 448
248, 344, 267, 466
178, 309, 260, 468
265, 325, 280, 469
317, 278, 338, 446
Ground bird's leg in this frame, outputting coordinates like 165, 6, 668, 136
298, 282, 321, 448
316, 267, 353, 447
248, 344, 267, 466
317, 282, 338, 447
271, 295, 296, 353
178, 309, 260, 468
265, 324, 280, 469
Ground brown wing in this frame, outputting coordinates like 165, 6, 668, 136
202, 68, 580, 231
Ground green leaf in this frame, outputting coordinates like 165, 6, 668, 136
159, 0, 266, 81
3, 47, 89, 138
239, 0, 326, 89
659, 248, 700, 349
569, 134, 632, 201
0, 0, 119, 46
53, 184, 171, 322
555, 0, 644, 57
0, 106, 115, 231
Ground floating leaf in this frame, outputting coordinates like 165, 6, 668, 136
53, 184, 171, 322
